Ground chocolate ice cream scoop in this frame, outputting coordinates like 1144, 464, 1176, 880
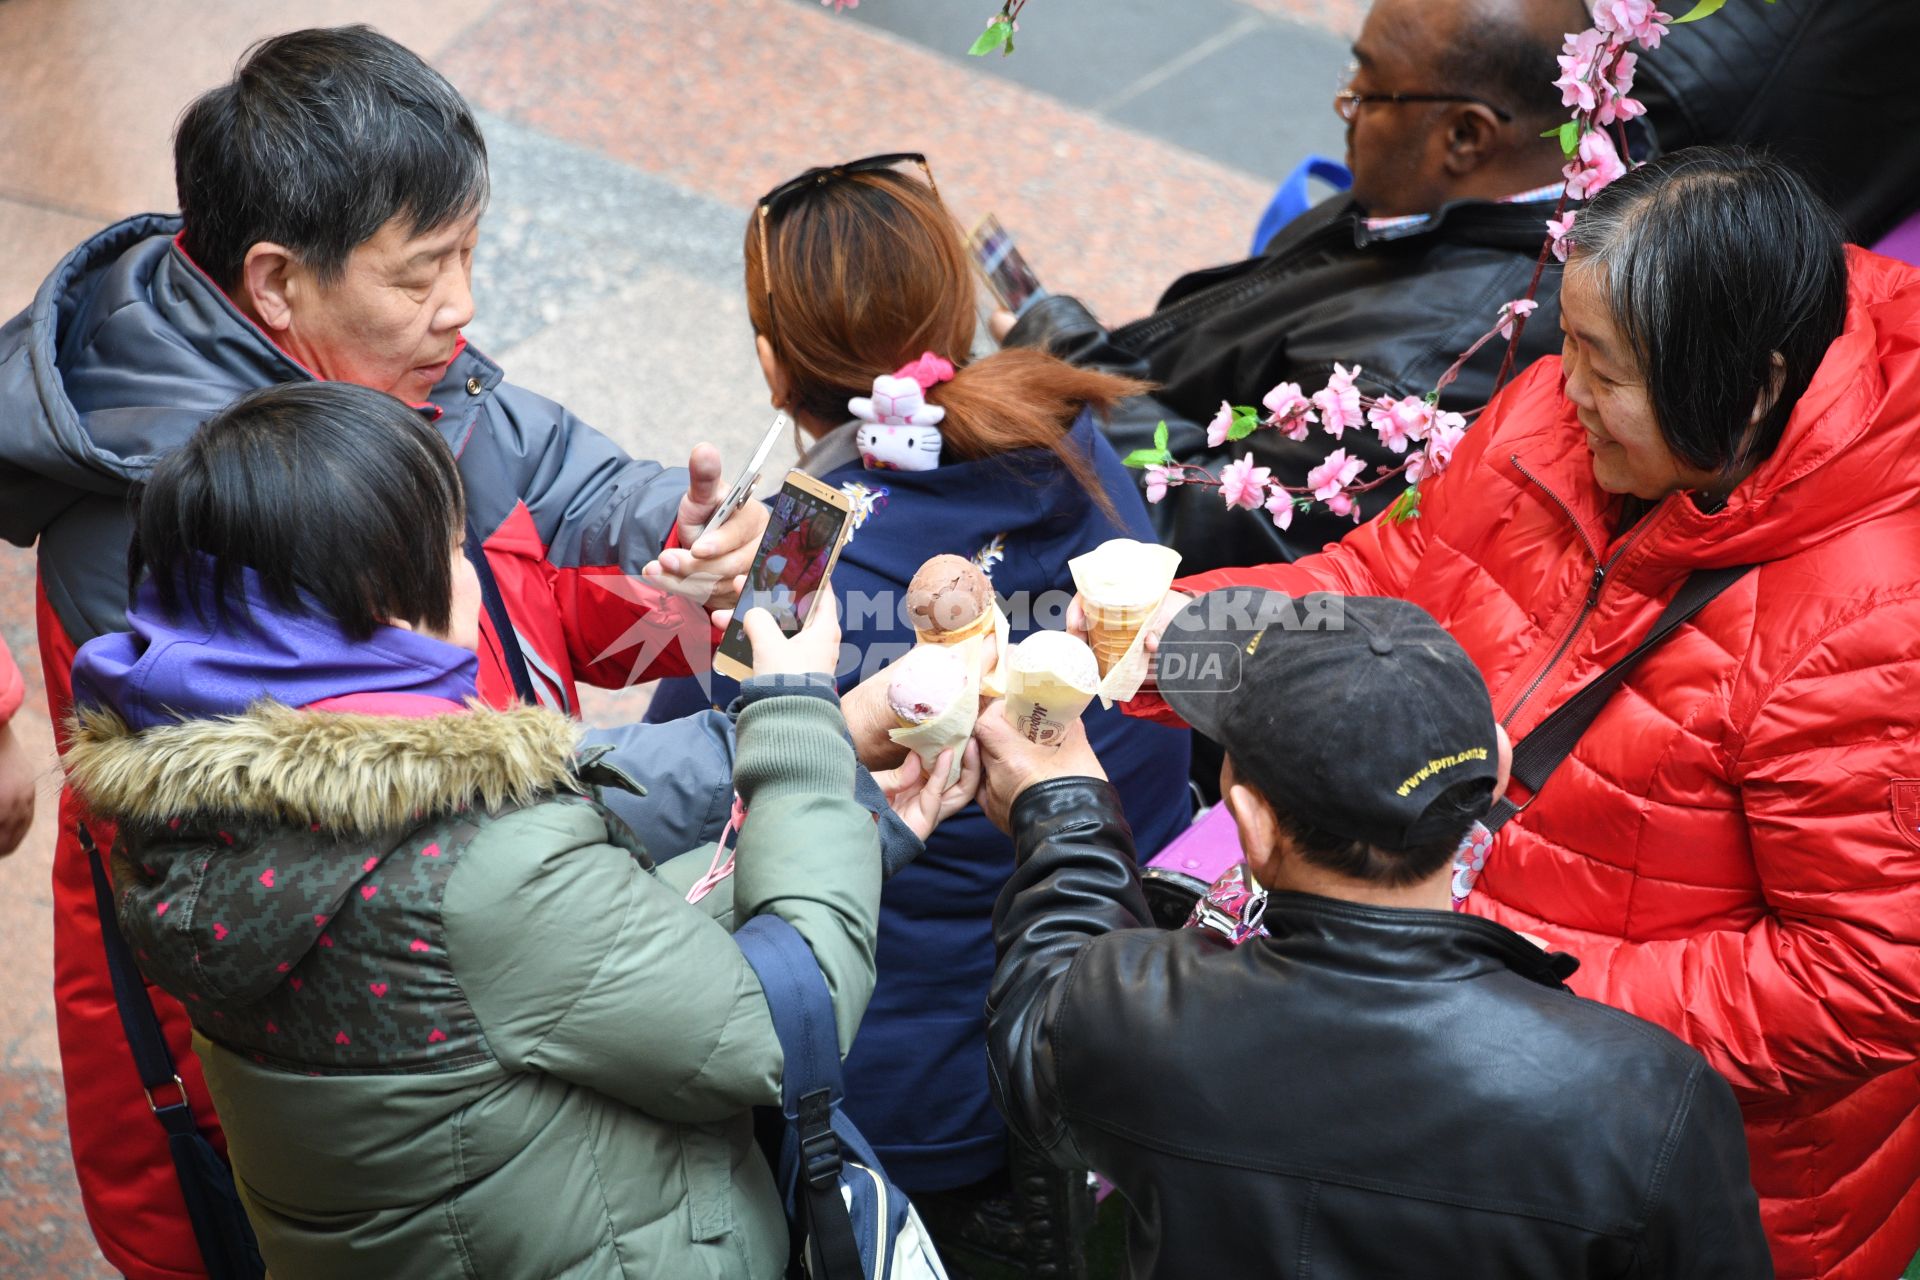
906, 554, 994, 638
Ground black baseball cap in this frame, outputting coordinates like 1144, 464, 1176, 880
1158, 589, 1499, 851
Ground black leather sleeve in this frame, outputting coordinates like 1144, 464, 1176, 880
1001, 294, 1153, 382
986, 777, 1145, 1169
1638, 1063, 1775, 1278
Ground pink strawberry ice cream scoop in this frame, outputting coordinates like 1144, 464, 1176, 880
886, 644, 969, 725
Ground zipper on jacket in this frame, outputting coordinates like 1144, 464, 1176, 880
1500, 455, 1664, 730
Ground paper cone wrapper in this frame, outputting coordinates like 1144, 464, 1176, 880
1006, 666, 1099, 746
888, 692, 977, 787
1070, 539, 1181, 706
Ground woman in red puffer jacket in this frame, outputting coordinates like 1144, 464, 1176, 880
1115, 148, 1920, 1279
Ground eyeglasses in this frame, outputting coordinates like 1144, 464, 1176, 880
754, 152, 940, 355
1336, 88, 1512, 123
1333, 61, 1513, 123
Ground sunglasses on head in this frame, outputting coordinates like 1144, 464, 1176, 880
754, 153, 940, 355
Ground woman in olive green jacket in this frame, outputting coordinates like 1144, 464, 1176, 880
63, 383, 972, 1279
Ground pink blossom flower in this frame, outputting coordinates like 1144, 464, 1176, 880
1367, 396, 1434, 455
1547, 211, 1579, 262
1593, 0, 1669, 49
1218, 456, 1273, 510
820, 0, 859, 11
1144, 464, 1176, 504
1326, 491, 1362, 521
1408, 413, 1468, 484
1564, 129, 1628, 200
1593, 50, 1647, 126
1554, 29, 1608, 113
1261, 381, 1317, 439
1305, 448, 1367, 503
1596, 92, 1647, 128
1312, 363, 1365, 438
1497, 298, 1539, 341
1205, 401, 1235, 449
1264, 489, 1295, 532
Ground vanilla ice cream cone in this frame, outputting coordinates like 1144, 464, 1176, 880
1005, 631, 1101, 746
1069, 539, 1182, 705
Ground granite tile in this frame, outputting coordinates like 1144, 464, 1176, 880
0, 0, 497, 221
0, 201, 103, 321
802, 0, 1352, 185
0, 1068, 115, 1278
468, 110, 758, 352
1105, 18, 1352, 189
443, 0, 1271, 324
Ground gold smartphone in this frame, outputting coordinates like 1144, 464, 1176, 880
711, 470, 855, 683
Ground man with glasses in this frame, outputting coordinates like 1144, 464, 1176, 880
1001, 0, 1588, 575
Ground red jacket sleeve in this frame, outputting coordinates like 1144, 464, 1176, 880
1567, 592, 1920, 1103
0, 636, 22, 725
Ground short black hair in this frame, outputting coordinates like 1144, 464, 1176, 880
1229, 753, 1489, 888
130, 382, 467, 642
175, 25, 489, 289
1567, 146, 1850, 480
1433, 0, 1586, 128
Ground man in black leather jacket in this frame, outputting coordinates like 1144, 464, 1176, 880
999, 0, 1589, 573
978, 591, 1772, 1278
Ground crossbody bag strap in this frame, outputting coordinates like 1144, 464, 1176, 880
735, 915, 866, 1280
1485, 563, 1756, 834
79, 822, 264, 1279
464, 519, 540, 706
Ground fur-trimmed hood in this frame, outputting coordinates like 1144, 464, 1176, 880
67, 700, 579, 834
73, 701, 586, 1012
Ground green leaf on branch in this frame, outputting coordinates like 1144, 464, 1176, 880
1226, 406, 1261, 442
1385, 486, 1422, 523
1671, 0, 1727, 22
1558, 120, 1580, 155
968, 17, 1014, 56
1121, 447, 1171, 469
1153, 421, 1169, 453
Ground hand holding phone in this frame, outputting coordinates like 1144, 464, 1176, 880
712, 470, 856, 681
736, 582, 843, 679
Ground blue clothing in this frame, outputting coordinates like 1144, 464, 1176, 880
649, 411, 1192, 1189
72, 564, 478, 728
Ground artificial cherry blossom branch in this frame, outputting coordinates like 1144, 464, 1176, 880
1121, 0, 1737, 528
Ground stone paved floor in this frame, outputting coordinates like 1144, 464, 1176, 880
0, 1, 1357, 1271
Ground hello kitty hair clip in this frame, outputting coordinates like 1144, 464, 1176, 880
850, 352, 955, 472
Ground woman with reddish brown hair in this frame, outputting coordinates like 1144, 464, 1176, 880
648, 155, 1193, 1272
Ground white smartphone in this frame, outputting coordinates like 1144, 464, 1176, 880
703, 411, 790, 538
711, 470, 856, 682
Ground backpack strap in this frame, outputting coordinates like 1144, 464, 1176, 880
735, 915, 867, 1280
1486, 563, 1756, 834
78, 823, 264, 1280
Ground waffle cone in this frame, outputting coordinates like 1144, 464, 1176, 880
1083, 600, 1159, 677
